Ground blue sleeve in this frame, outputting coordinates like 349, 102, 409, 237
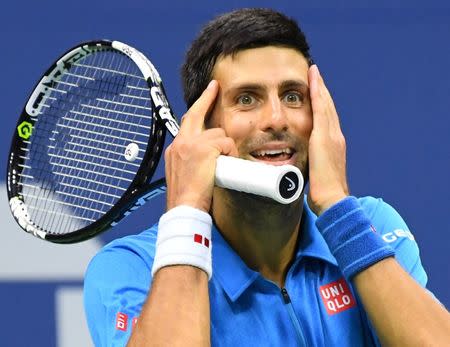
83, 230, 156, 347
359, 197, 430, 346
360, 197, 428, 287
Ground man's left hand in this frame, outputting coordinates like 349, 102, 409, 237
307, 65, 349, 215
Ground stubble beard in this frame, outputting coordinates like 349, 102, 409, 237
212, 133, 309, 231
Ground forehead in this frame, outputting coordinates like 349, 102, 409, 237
212, 46, 310, 88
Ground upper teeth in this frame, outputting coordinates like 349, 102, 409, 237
253, 148, 293, 156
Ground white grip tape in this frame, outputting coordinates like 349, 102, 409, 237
215, 156, 304, 204
152, 206, 213, 279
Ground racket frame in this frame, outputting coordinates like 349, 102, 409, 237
7, 40, 177, 243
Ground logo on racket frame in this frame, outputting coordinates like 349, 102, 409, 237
110, 184, 167, 227
17, 121, 33, 139
26, 45, 96, 117
150, 87, 179, 137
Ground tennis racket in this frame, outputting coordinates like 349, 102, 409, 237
6, 40, 303, 243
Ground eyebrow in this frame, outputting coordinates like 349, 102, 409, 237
223, 79, 309, 98
279, 79, 309, 92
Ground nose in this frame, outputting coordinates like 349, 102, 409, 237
259, 95, 288, 132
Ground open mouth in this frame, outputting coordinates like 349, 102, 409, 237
250, 148, 294, 162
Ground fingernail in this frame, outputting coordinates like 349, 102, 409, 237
207, 80, 217, 89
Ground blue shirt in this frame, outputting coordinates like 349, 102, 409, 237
84, 196, 428, 346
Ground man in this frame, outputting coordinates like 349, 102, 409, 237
84, 8, 450, 346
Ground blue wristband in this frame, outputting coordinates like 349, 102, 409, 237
315, 196, 395, 279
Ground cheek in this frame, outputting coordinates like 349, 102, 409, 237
222, 115, 257, 147
225, 120, 255, 146
207, 106, 257, 149
290, 110, 313, 140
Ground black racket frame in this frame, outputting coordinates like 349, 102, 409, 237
6, 40, 174, 243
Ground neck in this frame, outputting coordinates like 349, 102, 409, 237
211, 187, 304, 287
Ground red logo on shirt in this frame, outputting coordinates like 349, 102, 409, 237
319, 278, 356, 315
116, 312, 128, 331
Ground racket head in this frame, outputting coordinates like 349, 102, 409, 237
6, 40, 172, 243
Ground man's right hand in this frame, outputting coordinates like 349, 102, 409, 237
164, 80, 238, 213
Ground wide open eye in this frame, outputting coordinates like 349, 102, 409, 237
282, 92, 304, 107
237, 94, 256, 106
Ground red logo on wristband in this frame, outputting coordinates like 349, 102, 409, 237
319, 278, 356, 315
194, 234, 210, 248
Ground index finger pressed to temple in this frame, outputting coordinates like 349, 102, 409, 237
179, 80, 219, 135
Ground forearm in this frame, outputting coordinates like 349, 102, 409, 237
128, 79, 221, 346
127, 265, 210, 347
353, 257, 450, 346
315, 196, 450, 345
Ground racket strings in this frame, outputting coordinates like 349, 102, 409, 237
28, 51, 115, 233
24, 52, 97, 232
19, 48, 154, 234
55, 52, 132, 234
54, 50, 150, 234
47, 52, 143, 233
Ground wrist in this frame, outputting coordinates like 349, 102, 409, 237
154, 264, 209, 281
152, 205, 213, 279
167, 195, 212, 213
315, 196, 395, 279
310, 192, 348, 216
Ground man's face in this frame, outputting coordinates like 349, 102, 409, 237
209, 46, 312, 174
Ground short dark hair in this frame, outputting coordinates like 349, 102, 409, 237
181, 8, 312, 108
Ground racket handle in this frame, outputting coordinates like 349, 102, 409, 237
215, 156, 304, 204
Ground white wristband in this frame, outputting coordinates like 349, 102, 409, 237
151, 205, 213, 279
